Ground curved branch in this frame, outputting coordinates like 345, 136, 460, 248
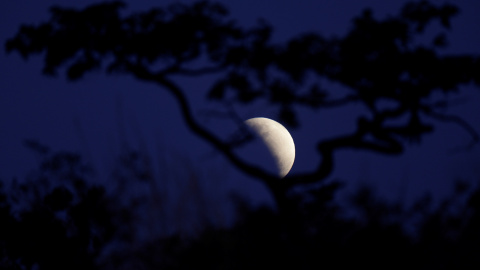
286, 130, 403, 189
423, 110, 480, 146
123, 61, 280, 184
124, 60, 409, 197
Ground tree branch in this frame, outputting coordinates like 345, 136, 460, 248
423, 109, 480, 147
175, 66, 225, 76
123, 61, 279, 184
157, 64, 225, 76
318, 94, 360, 108
125, 60, 411, 197
286, 128, 403, 188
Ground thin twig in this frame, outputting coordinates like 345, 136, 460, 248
423, 109, 479, 148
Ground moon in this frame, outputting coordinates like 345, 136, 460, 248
244, 117, 295, 178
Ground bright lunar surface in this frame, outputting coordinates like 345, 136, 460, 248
244, 117, 295, 178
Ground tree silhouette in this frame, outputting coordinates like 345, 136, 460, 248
4, 2, 480, 267
0, 142, 133, 270
2, 144, 480, 269
5, 1, 480, 209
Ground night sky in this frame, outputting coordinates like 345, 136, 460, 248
1, 0, 480, 215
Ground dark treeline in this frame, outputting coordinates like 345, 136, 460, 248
1, 143, 479, 269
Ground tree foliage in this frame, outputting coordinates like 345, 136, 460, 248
5, 1, 480, 206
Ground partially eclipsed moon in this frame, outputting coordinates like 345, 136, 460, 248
244, 117, 295, 178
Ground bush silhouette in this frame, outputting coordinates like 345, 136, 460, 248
2, 144, 479, 269
0, 142, 127, 269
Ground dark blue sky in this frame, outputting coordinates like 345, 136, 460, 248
1, 0, 480, 214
